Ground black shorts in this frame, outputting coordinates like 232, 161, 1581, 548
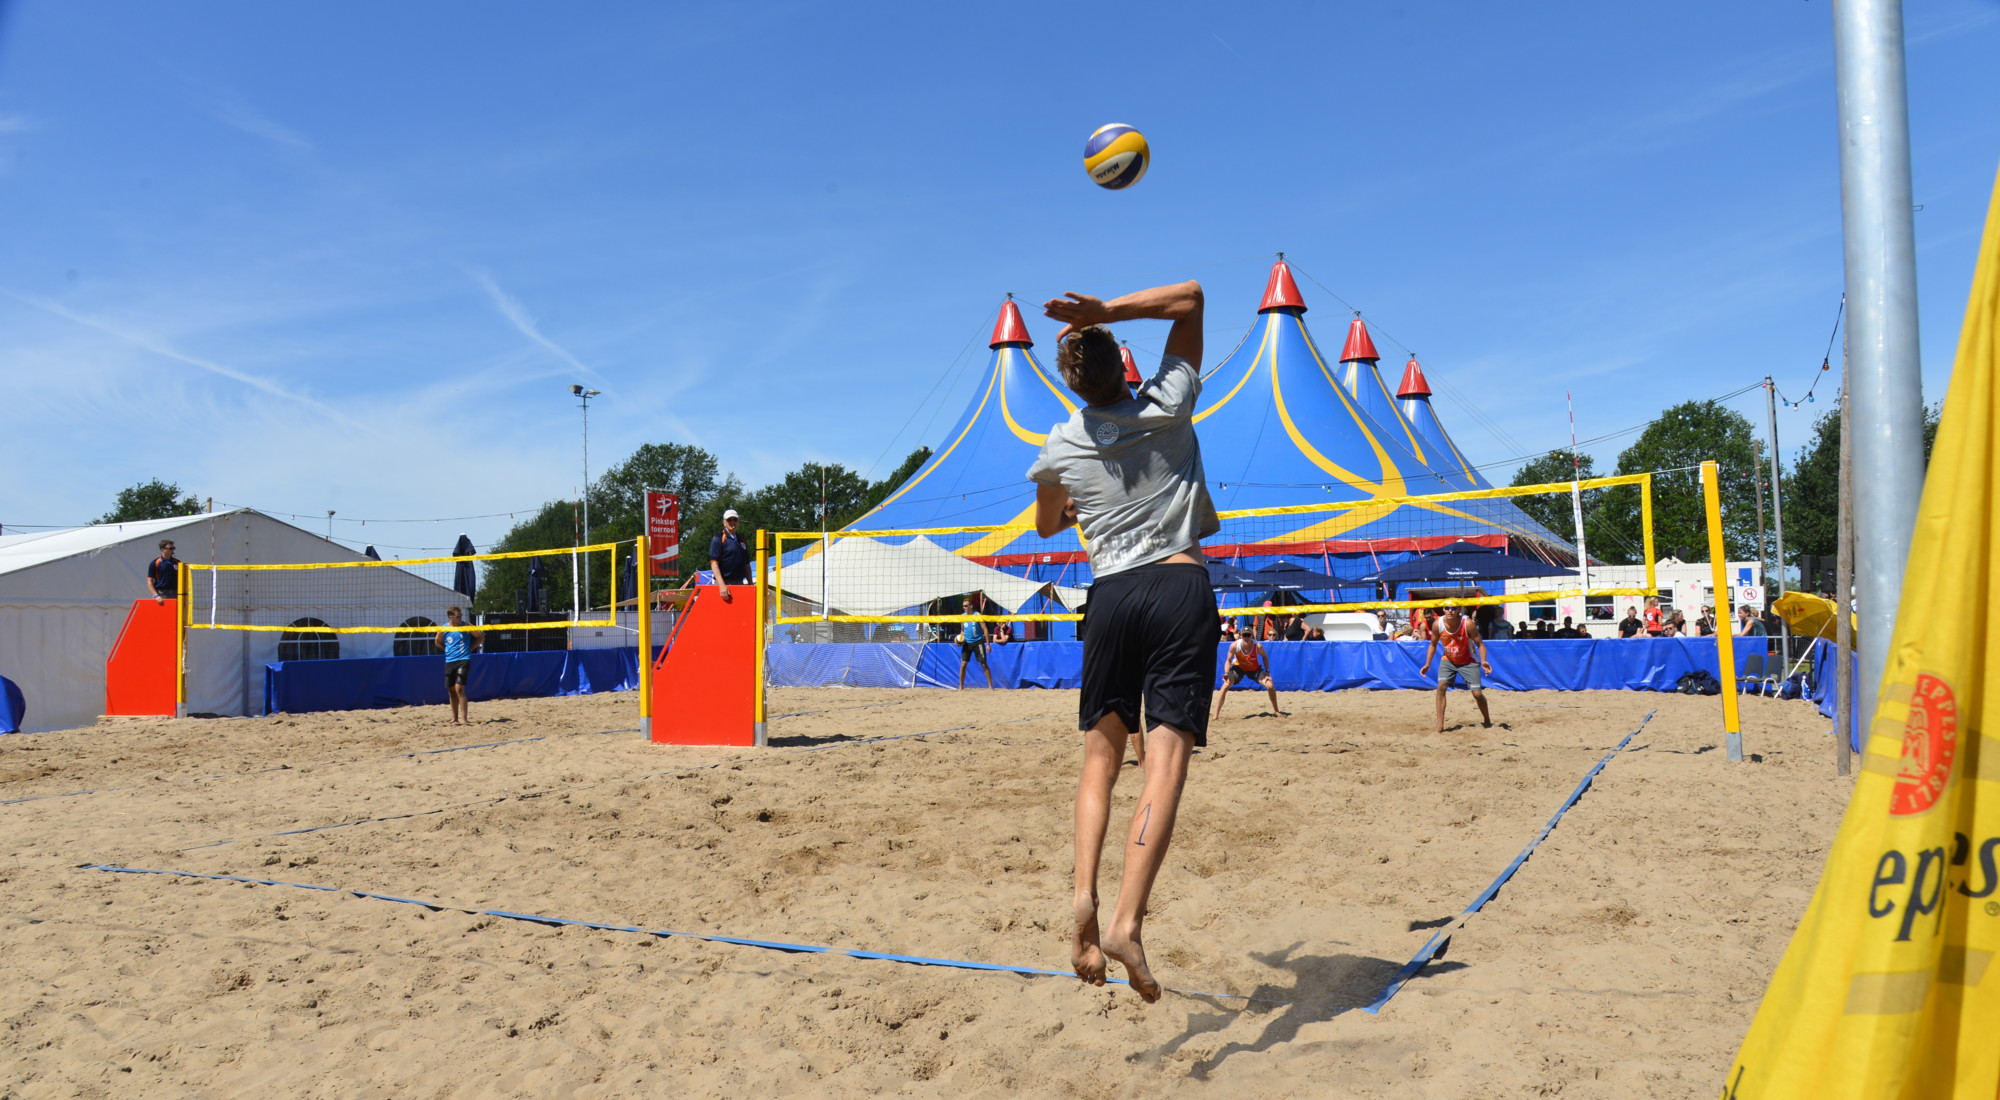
444, 660, 470, 687
1223, 666, 1270, 687
959, 640, 988, 665
1079, 562, 1217, 746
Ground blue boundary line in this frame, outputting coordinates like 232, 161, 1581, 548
78, 863, 1268, 1003
1361, 709, 1657, 1014
0, 727, 640, 808
176, 725, 980, 850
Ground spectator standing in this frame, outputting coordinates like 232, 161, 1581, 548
1283, 615, 1307, 642
1643, 596, 1665, 636
146, 539, 182, 605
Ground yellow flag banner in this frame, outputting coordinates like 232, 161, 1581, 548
1724, 167, 2000, 1097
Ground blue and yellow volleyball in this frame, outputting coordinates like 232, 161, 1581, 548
1083, 124, 1149, 190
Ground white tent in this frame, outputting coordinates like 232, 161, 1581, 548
0, 510, 459, 734
781, 535, 1086, 617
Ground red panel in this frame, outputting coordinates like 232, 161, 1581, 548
105, 599, 177, 717
651, 585, 757, 746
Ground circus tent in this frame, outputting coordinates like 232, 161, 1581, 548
799, 261, 1570, 605
1396, 355, 1492, 489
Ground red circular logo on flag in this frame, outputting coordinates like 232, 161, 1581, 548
1890, 673, 1958, 816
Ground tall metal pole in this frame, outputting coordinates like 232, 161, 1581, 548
1763, 377, 1792, 667
1834, 373, 1855, 776
1832, 0, 1927, 725
1567, 391, 1590, 608
581, 392, 591, 607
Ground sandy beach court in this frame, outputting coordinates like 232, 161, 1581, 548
0, 686, 1846, 1097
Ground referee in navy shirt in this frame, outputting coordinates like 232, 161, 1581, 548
146, 539, 182, 605
708, 509, 752, 602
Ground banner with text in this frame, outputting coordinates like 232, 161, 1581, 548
646, 492, 680, 577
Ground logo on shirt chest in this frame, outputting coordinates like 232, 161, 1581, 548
1091, 420, 1121, 446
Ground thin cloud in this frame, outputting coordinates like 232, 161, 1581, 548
470, 269, 605, 383
214, 102, 313, 153
1, 290, 367, 430
0, 113, 31, 134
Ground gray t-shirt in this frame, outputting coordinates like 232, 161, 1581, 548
1025, 353, 1220, 579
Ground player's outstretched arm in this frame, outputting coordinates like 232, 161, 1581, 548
1035, 485, 1080, 538
1043, 280, 1203, 370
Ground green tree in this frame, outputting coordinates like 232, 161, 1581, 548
589, 442, 723, 550
1785, 401, 1940, 562
1591, 400, 1762, 566
97, 479, 202, 524
477, 500, 583, 614
1508, 450, 1599, 541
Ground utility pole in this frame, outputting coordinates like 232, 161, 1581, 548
1764, 377, 1792, 670
1833, 0, 1927, 724
326, 510, 335, 542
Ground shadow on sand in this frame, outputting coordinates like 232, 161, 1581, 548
1133, 943, 1467, 1077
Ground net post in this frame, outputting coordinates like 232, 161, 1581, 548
635, 535, 652, 740
753, 529, 768, 747
1639, 472, 1657, 595
175, 561, 189, 718
1703, 461, 1744, 760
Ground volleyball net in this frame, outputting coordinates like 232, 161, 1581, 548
184, 542, 625, 641
768, 474, 1663, 639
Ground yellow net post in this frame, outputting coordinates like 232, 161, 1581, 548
753, 529, 768, 747
635, 534, 652, 740
175, 560, 189, 718
1639, 471, 1657, 594
1703, 460, 1743, 759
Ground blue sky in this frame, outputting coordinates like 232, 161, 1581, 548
2, 1, 1996, 557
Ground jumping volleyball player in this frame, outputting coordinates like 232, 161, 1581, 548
1029, 280, 1217, 1003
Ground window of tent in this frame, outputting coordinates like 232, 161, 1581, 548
278, 618, 340, 662
1527, 599, 1557, 622
393, 616, 438, 657
1656, 589, 1675, 611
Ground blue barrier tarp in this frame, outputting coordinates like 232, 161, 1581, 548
0, 675, 24, 734
1809, 638, 1862, 752
768, 637, 1748, 693
264, 648, 641, 715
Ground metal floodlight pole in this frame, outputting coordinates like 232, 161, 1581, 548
1763, 377, 1792, 665
570, 384, 602, 610
1832, 0, 1927, 725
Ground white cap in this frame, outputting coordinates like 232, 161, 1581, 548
723, 508, 739, 520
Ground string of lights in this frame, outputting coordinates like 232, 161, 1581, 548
1770, 294, 1843, 410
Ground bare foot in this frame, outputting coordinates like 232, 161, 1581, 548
1072, 895, 1105, 985
1101, 924, 1161, 1003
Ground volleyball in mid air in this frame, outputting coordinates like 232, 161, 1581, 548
1083, 124, 1149, 190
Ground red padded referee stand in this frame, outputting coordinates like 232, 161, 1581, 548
105, 599, 178, 718
651, 585, 759, 747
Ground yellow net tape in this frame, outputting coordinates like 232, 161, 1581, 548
187, 542, 625, 634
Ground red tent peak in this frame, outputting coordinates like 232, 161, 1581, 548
1397, 356, 1433, 399
989, 299, 1032, 348
1257, 259, 1307, 313
1339, 316, 1381, 363
1120, 343, 1141, 385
